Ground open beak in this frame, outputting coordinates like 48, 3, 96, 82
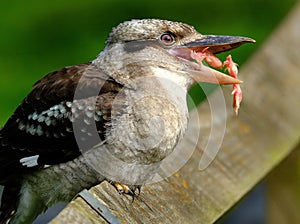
170, 34, 255, 85
184, 35, 255, 54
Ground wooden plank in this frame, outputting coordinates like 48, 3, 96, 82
266, 147, 300, 224
51, 2, 300, 223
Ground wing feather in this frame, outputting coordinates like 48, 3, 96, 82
0, 62, 122, 184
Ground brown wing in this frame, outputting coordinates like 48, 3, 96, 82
0, 62, 123, 184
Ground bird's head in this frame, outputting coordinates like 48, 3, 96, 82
96, 19, 255, 89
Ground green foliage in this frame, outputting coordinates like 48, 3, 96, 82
0, 0, 296, 125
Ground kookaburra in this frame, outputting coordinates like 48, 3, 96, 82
0, 19, 254, 223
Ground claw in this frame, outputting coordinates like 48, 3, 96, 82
108, 180, 142, 202
135, 185, 141, 196
112, 182, 132, 194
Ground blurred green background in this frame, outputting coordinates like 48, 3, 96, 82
0, 1, 298, 223
0, 0, 296, 125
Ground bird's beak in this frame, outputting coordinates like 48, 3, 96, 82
184, 35, 255, 54
169, 35, 255, 85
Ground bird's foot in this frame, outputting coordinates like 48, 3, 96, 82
108, 181, 141, 201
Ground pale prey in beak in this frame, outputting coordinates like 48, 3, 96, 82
168, 34, 255, 85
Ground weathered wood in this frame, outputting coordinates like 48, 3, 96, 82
51, 2, 300, 223
266, 147, 300, 224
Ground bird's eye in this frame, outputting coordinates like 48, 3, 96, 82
160, 33, 175, 45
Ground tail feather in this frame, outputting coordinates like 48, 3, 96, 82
0, 127, 23, 222
0, 180, 21, 223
